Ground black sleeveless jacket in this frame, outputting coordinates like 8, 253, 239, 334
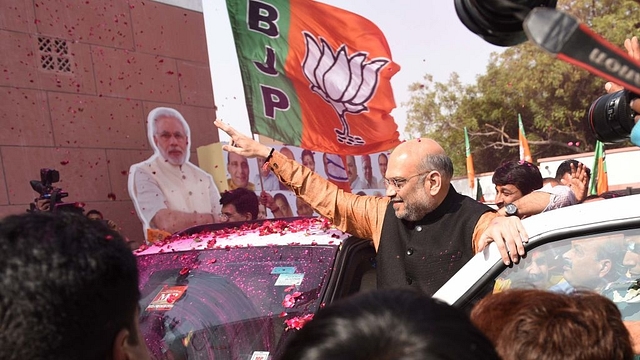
377, 186, 492, 296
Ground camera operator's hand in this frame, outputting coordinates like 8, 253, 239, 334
605, 36, 639, 94
604, 36, 640, 146
106, 219, 118, 231
35, 199, 51, 212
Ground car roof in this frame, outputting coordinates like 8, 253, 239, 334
520, 193, 640, 239
135, 217, 350, 256
434, 193, 640, 303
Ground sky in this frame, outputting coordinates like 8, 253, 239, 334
202, 1, 505, 142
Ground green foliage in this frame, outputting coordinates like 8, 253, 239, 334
404, 0, 640, 175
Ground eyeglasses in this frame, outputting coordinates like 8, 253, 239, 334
219, 211, 238, 222
157, 131, 186, 141
383, 171, 431, 190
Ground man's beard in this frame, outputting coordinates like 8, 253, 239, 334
162, 149, 185, 165
394, 190, 433, 222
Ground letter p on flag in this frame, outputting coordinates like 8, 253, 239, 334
226, 0, 401, 155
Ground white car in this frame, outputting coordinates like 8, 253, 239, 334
435, 193, 640, 320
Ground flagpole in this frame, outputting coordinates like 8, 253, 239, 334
518, 114, 533, 163
464, 127, 475, 198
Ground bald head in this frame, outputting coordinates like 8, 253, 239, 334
389, 139, 453, 181
384, 138, 454, 221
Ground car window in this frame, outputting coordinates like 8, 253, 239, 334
136, 245, 337, 359
490, 228, 640, 321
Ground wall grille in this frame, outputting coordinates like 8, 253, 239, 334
38, 37, 72, 73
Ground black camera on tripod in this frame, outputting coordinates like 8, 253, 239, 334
29, 168, 82, 213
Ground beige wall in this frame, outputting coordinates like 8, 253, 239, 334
0, 0, 218, 245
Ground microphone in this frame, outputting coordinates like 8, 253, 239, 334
523, 7, 640, 95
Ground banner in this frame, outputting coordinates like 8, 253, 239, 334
590, 140, 609, 195
464, 127, 475, 189
518, 114, 533, 163
226, 0, 401, 155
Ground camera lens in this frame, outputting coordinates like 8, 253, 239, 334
455, 0, 557, 47
588, 90, 638, 143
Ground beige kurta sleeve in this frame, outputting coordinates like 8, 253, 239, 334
268, 151, 389, 249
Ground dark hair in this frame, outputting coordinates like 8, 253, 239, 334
86, 209, 104, 219
219, 187, 259, 220
0, 211, 140, 360
278, 289, 500, 360
492, 160, 543, 195
301, 149, 314, 160
273, 193, 293, 217
471, 289, 633, 360
555, 160, 591, 181
422, 154, 454, 180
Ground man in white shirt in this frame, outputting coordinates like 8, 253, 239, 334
346, 155, 366, 190
129, 107, 221, 241
362, 154, 380, 189
377, 153, 388, 188
253, 156, 279, 191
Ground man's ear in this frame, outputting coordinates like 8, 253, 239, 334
599, 259, 612, 277
112, 328, 130, 360
112, 327, 144, 360
427, 171, 442, 196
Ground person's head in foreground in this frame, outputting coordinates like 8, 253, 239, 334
0, 211, 149, 360
278, 289, 500, 360
471, 289, 633, 360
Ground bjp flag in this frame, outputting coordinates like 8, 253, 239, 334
464, 127, 475, 190
589, 140, 609, 196
518, 114, 533, 163
226, 0, 401, 155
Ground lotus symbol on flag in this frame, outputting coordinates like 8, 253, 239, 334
302, 32, 389, 146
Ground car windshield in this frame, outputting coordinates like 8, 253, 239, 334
136, 245, 338, 359
490, 227, 640, 321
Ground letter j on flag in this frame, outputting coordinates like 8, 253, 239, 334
226, 0, 401, 155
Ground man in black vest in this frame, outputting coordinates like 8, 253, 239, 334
215, 120, 527, 296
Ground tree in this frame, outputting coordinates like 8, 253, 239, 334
404, 0, 640, 175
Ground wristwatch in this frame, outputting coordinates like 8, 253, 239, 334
504, 203, 518, 217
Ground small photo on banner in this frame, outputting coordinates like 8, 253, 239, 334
222, 144, 391, 216
260, 191, 315, 218
260, 145, 390, 191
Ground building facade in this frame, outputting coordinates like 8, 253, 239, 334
0, 0, 218, 244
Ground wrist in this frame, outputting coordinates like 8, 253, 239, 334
260, 146, 273, 159
270, 206, 280, 213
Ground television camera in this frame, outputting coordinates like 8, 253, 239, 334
455, 0, 639, 143
29, 168, 83, 213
